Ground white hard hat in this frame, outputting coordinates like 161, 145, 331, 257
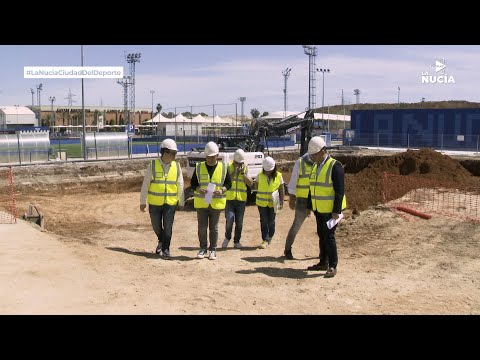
307, 136, 326, 155
262, 156, 276, 171
161, 138, 178, 151
204, 141, 219, 156
234, 149, 245, 163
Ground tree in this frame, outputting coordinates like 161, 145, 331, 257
156, 103, 162, 114
250, 108, 260, 119
42, 115, 49, 127
262, 111, 269, 117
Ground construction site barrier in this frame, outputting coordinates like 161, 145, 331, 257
382, 172, 479, 223
0, 166, 17, 224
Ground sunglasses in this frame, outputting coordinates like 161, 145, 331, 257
165, 149, 177, 155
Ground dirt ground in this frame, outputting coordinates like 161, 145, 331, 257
1, 148, 479, 314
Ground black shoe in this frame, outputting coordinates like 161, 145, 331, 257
325, 267, 337, 278
162, 248, 171, 260
155, 243, 162, 256
284, 250, 294, 260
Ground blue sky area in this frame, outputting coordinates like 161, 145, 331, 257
0, 45, 477, 116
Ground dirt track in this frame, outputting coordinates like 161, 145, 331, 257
1, 149, 479, 314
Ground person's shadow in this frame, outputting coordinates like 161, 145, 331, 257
241, 255, 317, 263
236, 267, 323, 279
106, 247, 195, 261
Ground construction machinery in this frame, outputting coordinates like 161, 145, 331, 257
184, 109, 316, 201
216, 108, 315, 155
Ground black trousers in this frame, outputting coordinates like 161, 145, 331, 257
314, 211, 338, 269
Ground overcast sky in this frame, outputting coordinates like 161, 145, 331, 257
0, 45, 477, 116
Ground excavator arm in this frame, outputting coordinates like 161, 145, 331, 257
216, 109, 315, 156
248, 109, 315, 155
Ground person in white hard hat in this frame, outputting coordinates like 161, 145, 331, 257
282, 146, 315, 260
307, 136, 347, 278
252, 156, 284, 249
190, 141, 232, 260
222, 148, 253, 249
140, 138, 184, 260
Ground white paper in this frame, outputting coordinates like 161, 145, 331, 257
204, 183, 216, 204
271, 189, 281, 213
326, 213, 344, 229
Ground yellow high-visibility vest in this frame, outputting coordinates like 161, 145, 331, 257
310, 157, 347, 213
147, 159, 179, 206
295, 158, 313, 199
225, 161, 248, 202
256, 171, 282, 208
194, 161, 227, 210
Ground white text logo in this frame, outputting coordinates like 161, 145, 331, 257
421, 59, 455, 84
24, 66, 123, 79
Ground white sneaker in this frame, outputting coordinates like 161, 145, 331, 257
222, 238, 230, 248
234, 242, 243, 249
197, 249, 207, 259
208, 250, 217, 260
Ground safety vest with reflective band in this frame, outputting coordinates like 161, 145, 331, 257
194, 161, 227, 209
147, 159, 180, 206
296, 157, 314, 199
256, 171, 282, 208
310, 157, 347, 213
225, 161, 248, 202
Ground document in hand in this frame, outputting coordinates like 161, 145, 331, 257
326, 213, 344, 229
271, 189, 281, 213
204, 183, 216, 204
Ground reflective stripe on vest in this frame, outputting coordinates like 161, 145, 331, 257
309, 157, 347, 213
225, 161, 247, 202
296, 158, 313, 199
256, 171, 281, 208
147, 159, 179, 206
194, 161, 227, 209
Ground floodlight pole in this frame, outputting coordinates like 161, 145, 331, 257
81, 45, 87, 160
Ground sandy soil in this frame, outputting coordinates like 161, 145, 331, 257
1, 149, 479, 314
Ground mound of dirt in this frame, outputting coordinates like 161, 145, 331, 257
345, 148, 480, 212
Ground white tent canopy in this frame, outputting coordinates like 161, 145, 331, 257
174, 113, 190, 123
144, 113, 172, 123
191, 114, 207, 123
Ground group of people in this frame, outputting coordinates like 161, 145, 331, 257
140, 136, 346, 278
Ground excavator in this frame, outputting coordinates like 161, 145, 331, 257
184, 109, 316, 201
216, 108, 315, 155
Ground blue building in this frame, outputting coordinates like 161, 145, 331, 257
348, 109, 480, 151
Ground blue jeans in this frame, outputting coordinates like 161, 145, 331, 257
149, 203, 177, 251
285, 198, 310, 252
224, 200, 246, 243
196, 208, 222, 251
257, 205, 276, 242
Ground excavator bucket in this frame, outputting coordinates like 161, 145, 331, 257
23, 204, 45, 230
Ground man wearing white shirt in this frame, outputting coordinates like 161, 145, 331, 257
140, 139, 184, 260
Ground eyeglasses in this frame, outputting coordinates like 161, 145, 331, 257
165, 149, 177, 156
